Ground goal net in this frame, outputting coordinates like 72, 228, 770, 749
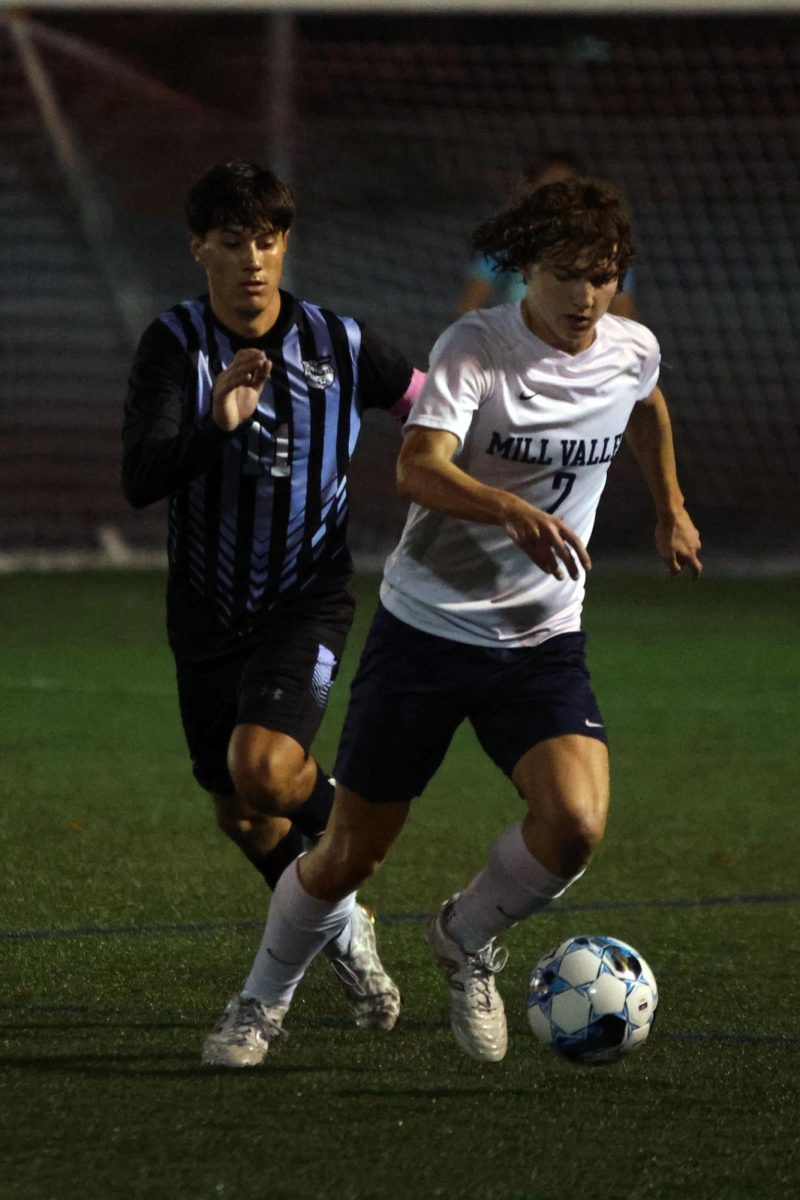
2, 10, 798, 567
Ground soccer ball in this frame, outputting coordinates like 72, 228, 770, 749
527, 934, 658, 1066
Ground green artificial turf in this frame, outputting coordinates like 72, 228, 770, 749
1, 568, 798, 1200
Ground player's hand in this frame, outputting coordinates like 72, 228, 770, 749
212, 349, 271, 432
655, 508, 702, 578
503, 499, 591, 582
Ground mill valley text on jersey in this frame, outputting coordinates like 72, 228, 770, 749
486, 432, 625, 467
381, 304, 660, 648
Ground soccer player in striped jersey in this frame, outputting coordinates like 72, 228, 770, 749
202, 175, 702, 1068
122, 161, 425, 1043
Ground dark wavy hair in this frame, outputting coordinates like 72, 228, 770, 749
473, 177, 635, 285
185, 160, 295, 237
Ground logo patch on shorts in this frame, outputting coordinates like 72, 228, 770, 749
310, 645, 337, 708
302, 357, 335, 388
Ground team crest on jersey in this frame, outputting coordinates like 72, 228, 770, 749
302, 356, 335, 388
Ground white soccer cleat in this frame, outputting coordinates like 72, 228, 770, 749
202, 993, 288, 1068
426, 897, 509, 1063
324, 903, 401, 1032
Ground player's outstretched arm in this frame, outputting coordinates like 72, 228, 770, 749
397, 426, 590, 581
624, 386, 702, 578
212, 349, 271, 432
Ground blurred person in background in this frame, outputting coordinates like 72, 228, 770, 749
456, 150, 638, 320
122, 160, 426, 1036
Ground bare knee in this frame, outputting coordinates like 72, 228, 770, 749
227, 726, 310, 817
516, 737, 610, 877
523, 796, 608, 878
548, 799, 607, 876
560, 810, 606, 874
212, 789, 259, 838
211, 791, 290, 854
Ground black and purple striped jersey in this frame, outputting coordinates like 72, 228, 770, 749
122, 290, 417, 645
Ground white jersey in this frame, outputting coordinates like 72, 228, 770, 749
381, 302, 660, 647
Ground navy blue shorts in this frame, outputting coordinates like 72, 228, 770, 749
174, 587, 354, 794
334, 604, 607, 805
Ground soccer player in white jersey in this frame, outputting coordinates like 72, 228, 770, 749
203, 176, 702, 1067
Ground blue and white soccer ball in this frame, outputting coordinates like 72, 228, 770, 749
527, 934, 658, 1066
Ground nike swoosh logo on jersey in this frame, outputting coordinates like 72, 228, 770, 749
585, 719, 604, 728
519, 390, 538, 400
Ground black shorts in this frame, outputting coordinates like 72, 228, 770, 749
173, 587, 355, 794
335, 604, 607, 805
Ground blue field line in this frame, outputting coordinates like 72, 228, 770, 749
2, 890, 799, 944
0, 917, 266, 942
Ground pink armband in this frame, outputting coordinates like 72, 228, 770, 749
390, 368, 426, 420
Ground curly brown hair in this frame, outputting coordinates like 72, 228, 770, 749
472, 177, 635, 286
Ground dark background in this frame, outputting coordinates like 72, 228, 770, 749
3, 11, 798, 564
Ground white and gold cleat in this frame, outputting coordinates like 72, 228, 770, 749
426, 897, 508, 1063
325, 903, 401, 1032
202, 993, 287, 1068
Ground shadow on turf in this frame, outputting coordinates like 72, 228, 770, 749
1, 1019, 202, 1034
0, 1051, 366, 1078
0, 1004, 452, 1034
340, 1086, 534, 1099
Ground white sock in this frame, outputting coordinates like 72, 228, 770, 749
446, 821, 584, 953
325, 915, 355, 959
243, 859, 357, 1009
